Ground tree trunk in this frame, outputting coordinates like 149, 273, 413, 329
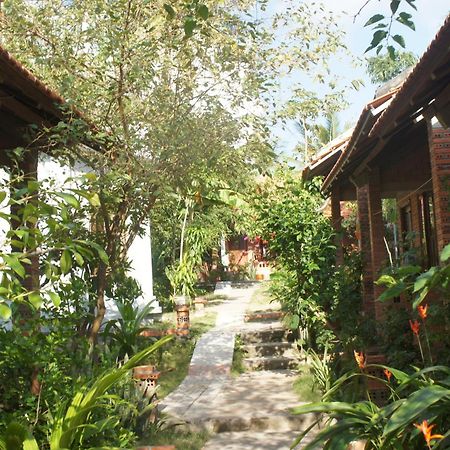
89, 261, 107, 355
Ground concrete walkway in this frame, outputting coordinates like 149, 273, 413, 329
160, 285, 318, 449
160, 285, 257, 420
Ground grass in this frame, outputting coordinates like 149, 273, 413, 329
140, 427, 210, 450
246, 282, 281, 313
293, 365, 322, 403
231, 334, 246, 376
148, 310, 217, 399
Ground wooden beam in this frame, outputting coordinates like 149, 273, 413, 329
0, 88, 51, 127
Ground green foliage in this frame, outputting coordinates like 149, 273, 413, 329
293, 364, 450, 449
0, 336, 172, 450
104, 298, 155, 360
362, 0, 417, 57
367, 51, 417, 84
252, 171, 370, 351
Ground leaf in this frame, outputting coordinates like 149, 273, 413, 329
405, 0, 417, 10
54, 192, 80, 209
440, 243, 450, 262
376, 275, 396, 287
413, 267, 436, 292
60, 249, 72, 274
48, 292, 61, 308
197, 4, 209, 20
0, 303, 11, 321
384, 385, 450, 436
28, 292, 43, 309
3, 255, 25, 278
0, 191, 6, 204
184, 17, 196, 37
378, 282, 406, 301
365, 30, 388, 53
290, 314, 300, 330
88, 193, 101, 207
387, 45, 396, 60
392, 34, 406, 48
390, 0, 401, 14
163, 3, 176, 19
396, 12, 415, 30
364, 14, 385, 27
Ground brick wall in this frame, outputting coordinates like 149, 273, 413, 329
357, 185, 375, 319
428, 124, 450, 251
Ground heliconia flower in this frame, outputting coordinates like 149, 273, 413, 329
409, 319, 420, 336
414, 420, 444, 449
353, 350, 366, 369
418, 304, 428, 320
384, 369, 392, 382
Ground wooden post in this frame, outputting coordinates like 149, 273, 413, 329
331, 185, 344, 265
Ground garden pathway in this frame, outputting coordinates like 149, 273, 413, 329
160, 284, 257, 420
160, 284, 318, 449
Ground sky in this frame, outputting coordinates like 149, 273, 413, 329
268, 0, 450, 158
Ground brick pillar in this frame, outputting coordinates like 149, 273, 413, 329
331, 185, 343, 265
428, 123, 450, 251
357, 185, 375, 319
367, 168, 387, 322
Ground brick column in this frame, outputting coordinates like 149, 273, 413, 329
331, 185, 344, 265
428, 123, 450, 251
367, 168, 387, 322
357, 185, 375, 319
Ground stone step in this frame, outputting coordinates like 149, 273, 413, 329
244, 310, 284, 322
181, 411, 318, 435
243, 356, 298, 371
240, 326, 296, 344
244, 341, 296, 358
202, 430, 321, 450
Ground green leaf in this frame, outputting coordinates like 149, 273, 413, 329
440, 243, 450, 262
290, 314, 300, 330
387, 45, 396, 60
396, 12, 415, 30
3, 255, 25, 278
390, 0, 401, 14
405, 0, 417, 10
0, 303, 11, 321
28, 292, 43, 309
197, 4, 209, 20
364, 14, 385, 27
89, 193, 101, 207
378, 282, 406, 301
392, 34, 405, 48
54, 192, 80, 209
184, 17, 196, 37
384, 385, 450, 436
60, 249, 72, 274
412, 286, 429, 310
365, 30, 388, 53
413, 267, 436, 292
48, 292, 61, 308
376, 274, 396, 287
0, 191, 6, 204
163, 3, 176, 19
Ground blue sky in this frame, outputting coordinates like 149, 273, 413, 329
268, 0, 450, 157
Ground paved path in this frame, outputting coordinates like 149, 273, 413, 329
160, 285, 318, 449
160, 285, 257, 419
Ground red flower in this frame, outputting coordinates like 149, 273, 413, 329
384, 369, 392, 382
418, 304, 428, 320
353, 350, 366, 369
409, 319, 420, 336
414, 420, 444, 449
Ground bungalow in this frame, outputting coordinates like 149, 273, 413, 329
0, 44, 161, 320
305, 16, 450, 325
